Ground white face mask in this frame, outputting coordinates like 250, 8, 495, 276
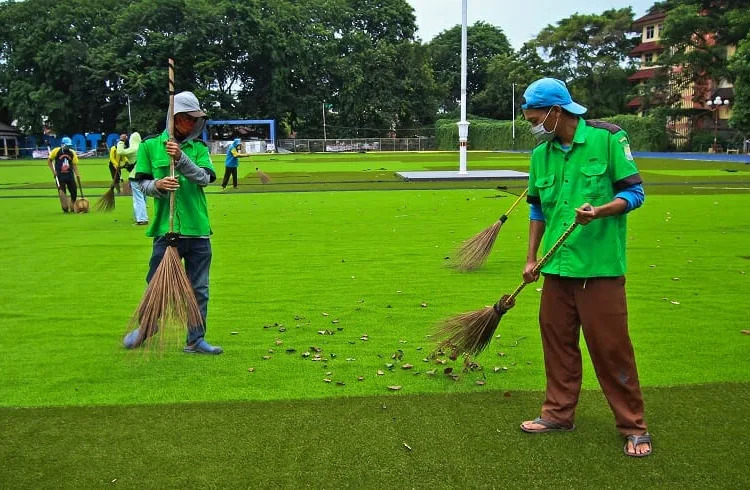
529, 107, 560, 143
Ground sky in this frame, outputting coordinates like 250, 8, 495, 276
406, 0, 657, 48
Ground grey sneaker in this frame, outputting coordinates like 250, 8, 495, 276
123, 328, 142, 349
184, 339, 223, 355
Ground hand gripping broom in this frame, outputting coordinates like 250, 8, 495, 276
436, 221, 580, 358
127, 59, 203, 349
451, 188, 528, 271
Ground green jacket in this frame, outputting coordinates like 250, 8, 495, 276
527, 119, 643, 277
134, 130, 216, 238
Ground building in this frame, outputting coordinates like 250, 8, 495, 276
0, 122, 22, 158
628, 10, 736, 151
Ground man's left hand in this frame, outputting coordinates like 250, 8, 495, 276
575, 203, 597, 225
165, 140, 182, 161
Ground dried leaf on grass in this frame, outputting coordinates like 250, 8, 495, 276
387, 385, 402, 391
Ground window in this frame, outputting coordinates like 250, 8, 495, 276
646, 25, 655, 39
658, 24, 664, 36
644, 53, 654, 65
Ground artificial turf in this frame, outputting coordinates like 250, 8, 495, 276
1, 384, 748, 489
0, 152, 748, 488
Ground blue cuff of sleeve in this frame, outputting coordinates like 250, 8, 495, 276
615, 184, 645, 212
529, 203, 545, 222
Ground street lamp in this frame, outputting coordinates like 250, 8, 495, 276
706, 95, 730, 151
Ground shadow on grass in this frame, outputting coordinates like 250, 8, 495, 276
1, 383, 748, 489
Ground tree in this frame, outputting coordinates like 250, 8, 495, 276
471, 44, 554, 120
0, 0, 441, 139
426, 22, 513, 114
645, 1, 750, 143
0, 0, 121, 134
729, 34, 750, 134
530, 8, 638, 118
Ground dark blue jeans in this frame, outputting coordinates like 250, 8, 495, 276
147, 236, 212, 344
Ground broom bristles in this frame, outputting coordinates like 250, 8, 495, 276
256, 168, 271, 184
58, 190, 72, 212
94, 187, 116, 212
451, 221, 503, 271
435, 295, 515, 357
128, 246, 204, 351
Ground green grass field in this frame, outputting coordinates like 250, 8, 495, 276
1, 152, 749, 489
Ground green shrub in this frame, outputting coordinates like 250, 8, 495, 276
436, 118, 535, 150
436, 114, 669, 152
600, 114, 668, 152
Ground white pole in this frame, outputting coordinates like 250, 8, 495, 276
457, 0, 469, 175
322, 102, 327, 144
511, 83, 515, 145
127, 96, 132, 127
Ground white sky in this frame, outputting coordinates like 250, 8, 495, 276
406, 0, 657, 48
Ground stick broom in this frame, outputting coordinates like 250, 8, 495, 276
451, 188, 528, 271
128, 58, 203, 350
436, 221, 580, 358
95, 168, 120, 212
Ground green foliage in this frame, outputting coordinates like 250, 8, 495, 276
435, 117, 534, 150
599, 114, 669, 152
654, 0, 749, 107
436, 114, 668, 151
426, 22, 513, 113
0, 0, 436, 138
729, 33, 750, 134
529, 8, 638, 117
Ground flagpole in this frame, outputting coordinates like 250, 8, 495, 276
457, 0, 469, 175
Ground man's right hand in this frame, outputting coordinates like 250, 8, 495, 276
523, 259, 540, 283
155, 176, 180, 192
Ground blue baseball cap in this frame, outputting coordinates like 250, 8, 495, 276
521, 78, 587, 115
61, 137, 73, 146
233, 138, 241, 145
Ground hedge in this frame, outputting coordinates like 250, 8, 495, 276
436, 113, 668, 152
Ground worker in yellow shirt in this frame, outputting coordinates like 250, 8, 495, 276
108, 134, 129, 193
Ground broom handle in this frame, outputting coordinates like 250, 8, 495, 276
76, 175, 85, 198
498, 188, 529, 223
504, 221, 580, 304
167, 58, 176, 234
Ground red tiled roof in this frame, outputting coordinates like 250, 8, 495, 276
628, 68, 658, 82
629, 42, 664, 56
632, 11, 666, 30
627, 97, 643, 108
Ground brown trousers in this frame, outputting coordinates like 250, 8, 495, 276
539, 274, 647, 436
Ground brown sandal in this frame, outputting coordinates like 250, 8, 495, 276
520, 417, 575, 433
